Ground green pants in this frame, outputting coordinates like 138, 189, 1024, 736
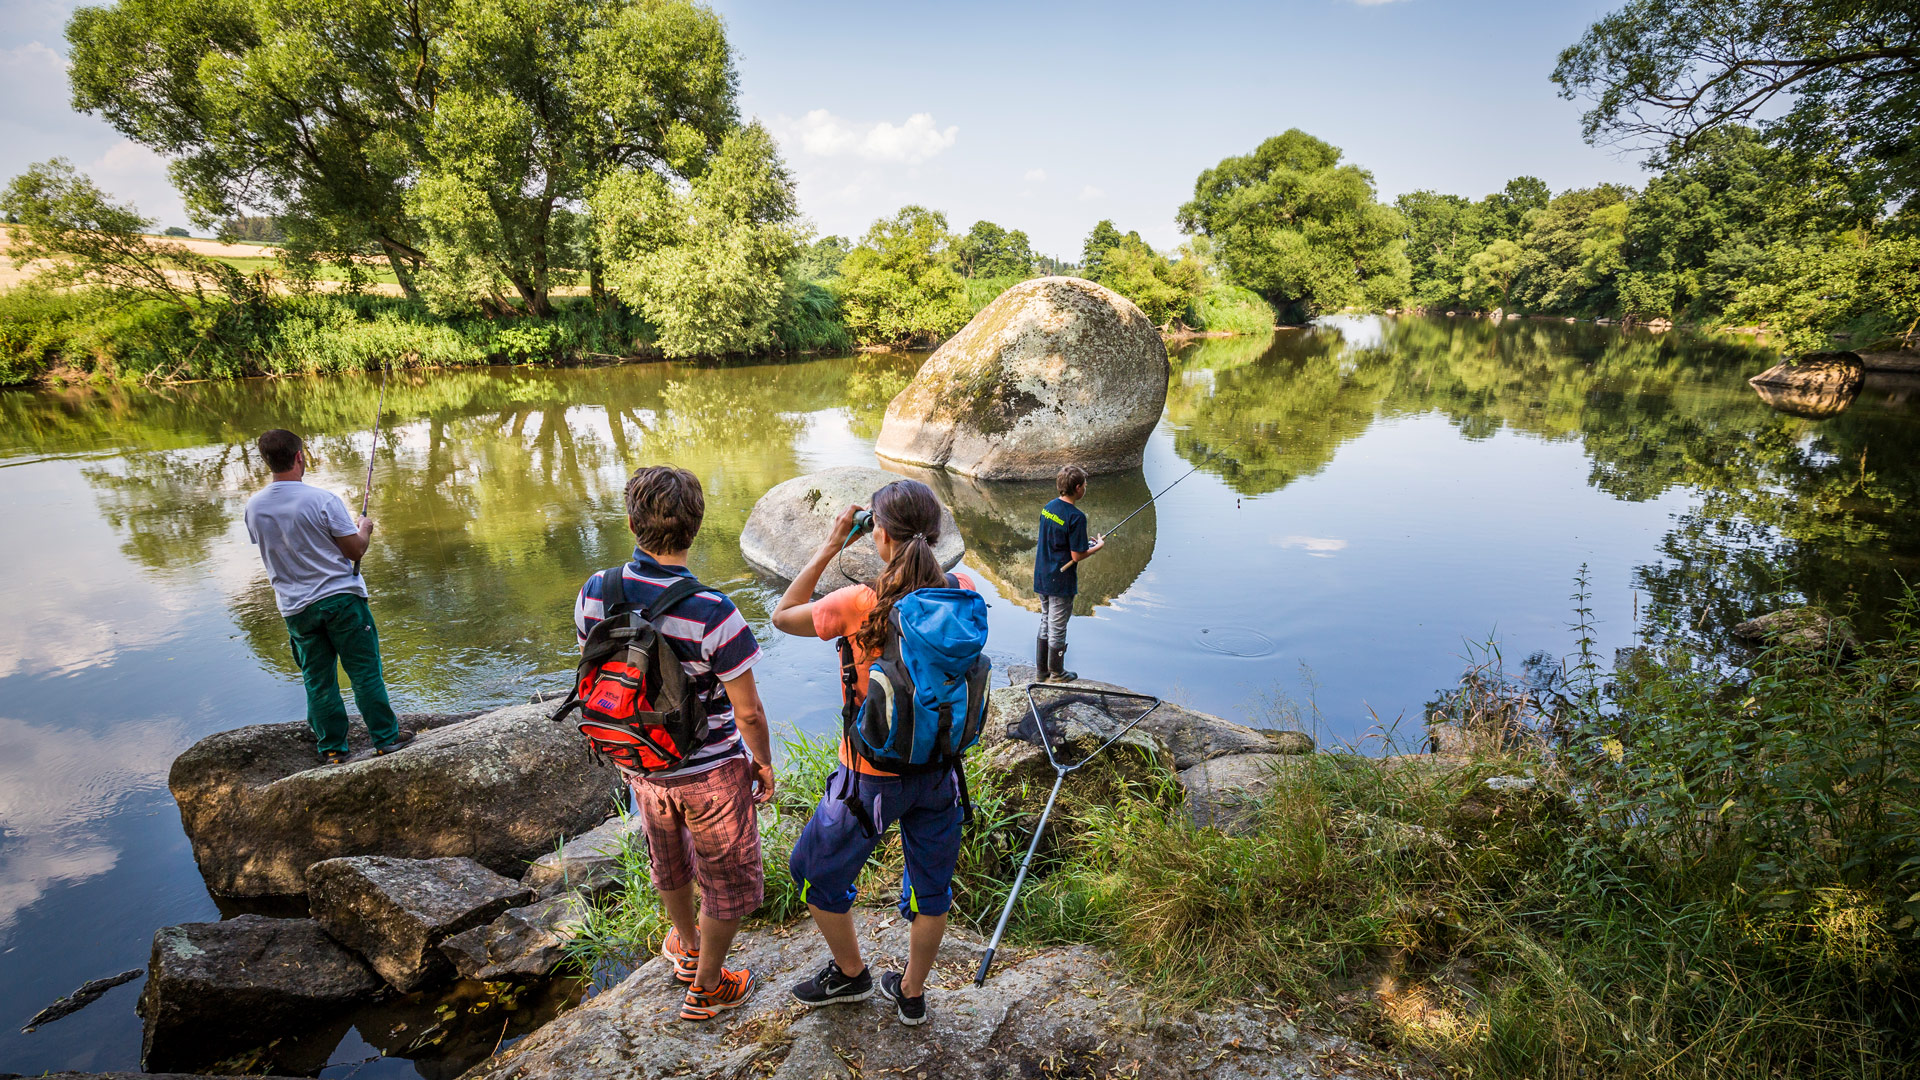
285, 592, 400, 754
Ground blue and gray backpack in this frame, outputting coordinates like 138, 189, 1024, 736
838, 575, 991, 786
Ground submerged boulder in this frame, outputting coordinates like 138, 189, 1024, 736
739, 466, 964, 596
1749, 351, 1865, 399
875, 276, 1170, 480
1731, 606, 1858, 654
169, 704, 622, 896
138, 915, 382, 1072
306, 856, 534, 992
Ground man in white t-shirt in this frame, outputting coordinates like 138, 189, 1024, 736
243, 429, 412, 765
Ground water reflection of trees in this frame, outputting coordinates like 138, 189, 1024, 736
883, 465, 1156, 614
27, 360, 867, 708
1170, 318, 1920, 642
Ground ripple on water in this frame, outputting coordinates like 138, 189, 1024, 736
1195, 627, 1277, 658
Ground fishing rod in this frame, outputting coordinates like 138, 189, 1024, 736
1057, 451, 1230, 572
353, 362, 389, 576
975, 683, 1162, 987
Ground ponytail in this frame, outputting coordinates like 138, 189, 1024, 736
854, 480, 947, 654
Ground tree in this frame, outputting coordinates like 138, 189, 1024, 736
67, 0, 436, 297
591, 123, 801, 357
1725, 234, 1920, 353
1553, 0, 1920, 200
65, 0, 741, 314
1098, 237, 1206, 326
1177, 130, 1409, 319
795, 235, 850, 279
1463, 238, 1523, 311
1507, 186, 1633, 315
835, 206, 970, 346
1080, 220, 1125, 281
953, 220, 1035, 279
1, 158, 252, 308
407, 0, 738, 316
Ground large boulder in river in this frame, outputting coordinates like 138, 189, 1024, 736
169, 705, 622, 896
1750, 352, 1864, 406
138, 915, 383, 1072
875, 276, 1170, 480
306, 856, 534, 992
740, 466, 964, 596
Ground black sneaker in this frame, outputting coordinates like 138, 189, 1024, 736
791, 959, 873, 1007
878, 970, 927, 1026
372, 730, 415, 755
319, 749, 350, 766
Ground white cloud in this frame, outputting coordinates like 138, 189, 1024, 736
780, 109, 958, 164
1077, 185, 1105, 201
1023, 167, 1047, 182
1279, 535, 1348, 557
0, 42, 72, 132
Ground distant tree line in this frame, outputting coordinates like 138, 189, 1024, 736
2, 0, 1913, 379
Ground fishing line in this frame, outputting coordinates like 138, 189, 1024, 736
1057, 450, 1236, 572
353, 361, 389, 576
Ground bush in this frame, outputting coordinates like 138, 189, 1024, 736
1186, 284, 1277, 334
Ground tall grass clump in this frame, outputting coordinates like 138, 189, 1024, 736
773, 279, 851, 354
1185, 283, 1277, 335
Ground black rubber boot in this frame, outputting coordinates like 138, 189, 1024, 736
1050, 645, 1077, 683
1034, 638, 1050, 684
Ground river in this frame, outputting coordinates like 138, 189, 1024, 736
0, 315, 1914, 1075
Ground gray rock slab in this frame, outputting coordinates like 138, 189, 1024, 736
137, 915, 382, 1073
439, 893, 591, 982
522, 813, 641, 896
168, 703, 624, 896
460, 911, 1424, 1080
306, 856, 534, 992
877, 276, 1170, 480
1731, 606, 1859, 653
1178, 753, 1308, 834
989, 680, 1311, 771
739, 466, 964, 595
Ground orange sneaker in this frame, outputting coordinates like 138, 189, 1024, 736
661, 928, 699, 985
680, 966, 758, 1022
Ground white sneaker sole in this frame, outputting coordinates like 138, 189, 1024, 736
792, 986, 874, 1007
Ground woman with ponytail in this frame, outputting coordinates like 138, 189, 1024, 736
771, 478, 975, 1027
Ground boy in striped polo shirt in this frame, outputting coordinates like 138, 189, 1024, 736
573, 465, 776, 1022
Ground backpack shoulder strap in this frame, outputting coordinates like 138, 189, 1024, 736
945, 572, 960, 588
600, 565, 630, 615
642, 576, 707, 624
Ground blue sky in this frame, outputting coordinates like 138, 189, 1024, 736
2, 0, 1646, 257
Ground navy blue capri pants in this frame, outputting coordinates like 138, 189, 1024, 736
788, 765, 964, 920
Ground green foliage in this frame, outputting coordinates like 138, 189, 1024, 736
1554, 0, 1920, 202
963, 274, 1027, 315
835, 206, 970, 346
1726, 234, 1920, 354
773, 277, 852, 354
591, 122, 801, 357
952, 220, 1035, 279
1178, 130, 1411, 318
1185, 284, 1276, 335
793, 235, 849, 280
1400, 177, 1553, 310
1097, 237, 1205, 326
1080, 220, 1124, 281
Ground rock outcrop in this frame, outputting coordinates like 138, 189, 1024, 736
138, 915, 383, 1072
1749, 351, 1865, 419
439, 893, 591, 982
462, 911, 1416, 1080
739, 466, 965, 596
522, 813, 641, 896
990, 675, 1313, 770
1180, 754, 1306, 833
169, 704, 622, 896
876, 276, 1170, 480
1732, 606, 1859, 654
306, 856, 534, 992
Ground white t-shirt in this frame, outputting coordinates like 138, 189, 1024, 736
243, 480, 367, 615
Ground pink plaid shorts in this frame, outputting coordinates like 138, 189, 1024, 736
627, 754, 764, 921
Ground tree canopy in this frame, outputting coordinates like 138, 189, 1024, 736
835, 206, 970, 346
1177, 130, 1409, 319
953, 221, 1036, 279
1553, 0, 1920, 200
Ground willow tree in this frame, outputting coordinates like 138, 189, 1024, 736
1176, 130, 1410, 320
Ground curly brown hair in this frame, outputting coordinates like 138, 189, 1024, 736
625, 465, 704, 554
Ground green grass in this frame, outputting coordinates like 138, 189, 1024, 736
566, 587, 1920, 1079
207, 255, 400, 284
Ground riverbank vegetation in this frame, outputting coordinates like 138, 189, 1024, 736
3, 0, 1915, 384
568, 586, 1919, 1079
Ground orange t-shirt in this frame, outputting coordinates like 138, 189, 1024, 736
812, 575, 976, 776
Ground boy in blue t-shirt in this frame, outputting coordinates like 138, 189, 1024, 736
1032, 464, 1105, 682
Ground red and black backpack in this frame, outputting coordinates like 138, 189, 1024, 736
550, 568, 712, 775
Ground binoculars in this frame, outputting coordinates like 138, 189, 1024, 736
850, 509, 874, 536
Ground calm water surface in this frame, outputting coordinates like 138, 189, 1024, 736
1, 316, 1915, 1074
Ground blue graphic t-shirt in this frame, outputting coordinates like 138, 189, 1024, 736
1033, 497, 1089, 597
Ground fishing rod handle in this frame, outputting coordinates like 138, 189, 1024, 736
975, 769, 1064, 986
